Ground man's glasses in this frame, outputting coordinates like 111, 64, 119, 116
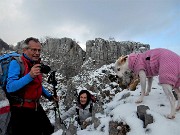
28, 48, 41, 53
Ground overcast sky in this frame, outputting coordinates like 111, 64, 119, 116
0, 0, 179, 54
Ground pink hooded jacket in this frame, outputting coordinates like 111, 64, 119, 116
128, 48, 180, 88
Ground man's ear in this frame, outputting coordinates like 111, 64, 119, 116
23, 48, 27, 52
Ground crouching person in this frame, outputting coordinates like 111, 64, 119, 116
61, 90, 95, 131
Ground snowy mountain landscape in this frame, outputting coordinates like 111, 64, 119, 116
1, 0, 179, 134
0, 0, 180, 135
1, 38, 180, 135
44, 63, 180, 135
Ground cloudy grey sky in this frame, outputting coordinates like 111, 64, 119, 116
0, 0, 179, 54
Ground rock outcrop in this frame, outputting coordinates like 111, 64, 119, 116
6, 37, 150, 78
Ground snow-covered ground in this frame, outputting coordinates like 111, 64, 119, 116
51, 68, 180, 135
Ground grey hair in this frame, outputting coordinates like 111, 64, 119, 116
22, 37, 40, 49
22, 43, 29, 49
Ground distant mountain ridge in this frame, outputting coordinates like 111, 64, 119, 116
0, 38, 14, 52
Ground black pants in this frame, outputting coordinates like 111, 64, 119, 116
8, 105, 54, 135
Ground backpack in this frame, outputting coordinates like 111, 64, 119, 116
0, 52, 24, 135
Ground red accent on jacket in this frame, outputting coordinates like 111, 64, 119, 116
13, 55, 42, 108
0, 106, 10, 114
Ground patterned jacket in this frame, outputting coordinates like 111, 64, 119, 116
128, 48, 180, 88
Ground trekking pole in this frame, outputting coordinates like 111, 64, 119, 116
47, 71, 61, 124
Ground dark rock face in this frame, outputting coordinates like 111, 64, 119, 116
137, 105, 154, 128
86, 38, 150, 68
2, 37, 150, 78
42, 37, 86, 78
109, 121, 130, 135
41, 37, 149, 78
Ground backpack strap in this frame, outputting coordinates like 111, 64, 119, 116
89, 102, 93, 113
76, 108, 81, 125
13, 56, 24, 77
76, 108, 79, 115
6, 56, 25, 106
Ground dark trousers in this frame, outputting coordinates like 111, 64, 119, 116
8, 105, 54, 135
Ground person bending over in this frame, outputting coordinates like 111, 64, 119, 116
61, 90, 95, 130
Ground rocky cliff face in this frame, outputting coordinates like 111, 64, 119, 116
42, 37, 86, 78
86, 38, 150, 68
4, 37, 150, 78
41, 37, 149, 78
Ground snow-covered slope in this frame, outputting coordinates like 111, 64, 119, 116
50, 64, 180, 135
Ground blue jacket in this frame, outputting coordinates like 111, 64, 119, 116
6, 54, 52, 99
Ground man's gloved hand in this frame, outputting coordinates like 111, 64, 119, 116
52, 95, 59, 102
49, 95, 60, 102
